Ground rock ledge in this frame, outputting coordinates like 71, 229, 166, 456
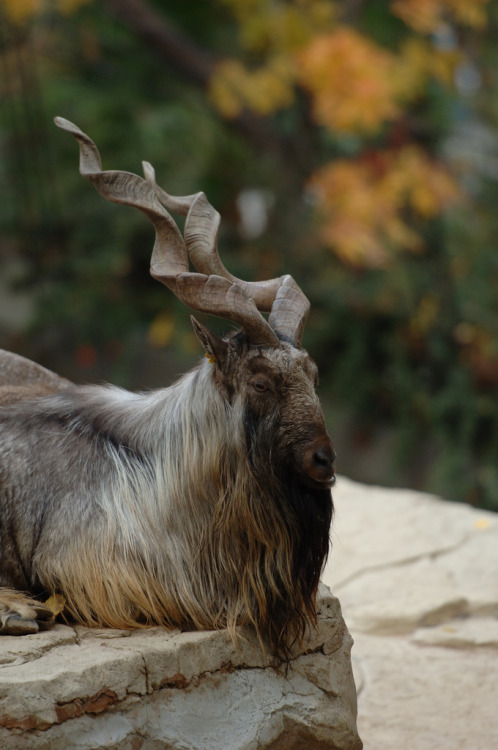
0, 584, 362, 750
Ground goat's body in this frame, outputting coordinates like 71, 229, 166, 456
1, 364, 227, 624
0, 349, 333, 656
0, 349, 69, 405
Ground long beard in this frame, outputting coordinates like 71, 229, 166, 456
203, 409, 334, 662
252, 463, 333, 661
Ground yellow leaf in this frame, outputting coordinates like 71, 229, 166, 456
2, 0, 91, 23
148, 312, 175, 348
391, 0, 443, 33
219, 0, 336, 54
310, 146, 461, 267
449, 0, 489, 28
210, 57, 295, 118
2, 0, 42, 24
44, 594, 66, 616
391, 0, 490, 33
298, 28, 399, 134
57, 0, 92, 14
474, 518, 490, 530
209, 61, 246, 118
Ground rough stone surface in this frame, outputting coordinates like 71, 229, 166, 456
3, 474, 496, 749
323, 476, 498, 750
0, 586, 361, 750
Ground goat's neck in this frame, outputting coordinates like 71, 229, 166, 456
87, 360, 237, 477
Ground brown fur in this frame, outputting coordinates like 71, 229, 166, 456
0, 332, 334, 660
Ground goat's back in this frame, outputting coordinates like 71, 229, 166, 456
0, 350, 69, 404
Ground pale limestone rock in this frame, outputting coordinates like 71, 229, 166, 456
327, 477, 497, 588
412, 617, 498, 649
0, 585, 362, 750
324, 479, 498, 636
434, 528, 498, 615
325, 476, 498, 750
351, 632, 498, 750
0, 625, 78, 667
329, 555, 469, 635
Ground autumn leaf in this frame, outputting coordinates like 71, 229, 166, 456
57, 0, 91, 14
391, 0, 490, 33
1, 0, 91, 24
218, 0, 336, 54
474, 518, 490, 530
310, 147, 461, 267
1, 0, 42, 24
148, 311, 175, 348
210, 56, 295, 117
44, 593, 66, 616
394, 38, 460, 99
297, 28, 399, 134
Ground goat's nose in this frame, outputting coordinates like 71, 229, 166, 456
312, 445, 336, 476
300, 435, 336, 488
301, 441, 336, 488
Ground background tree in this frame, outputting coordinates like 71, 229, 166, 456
1, 0, 498, 509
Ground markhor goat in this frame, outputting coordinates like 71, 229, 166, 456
0, 119, 335, 660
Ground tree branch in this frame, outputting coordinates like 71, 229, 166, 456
103, 0, 316, 174
104, 0, 214, 87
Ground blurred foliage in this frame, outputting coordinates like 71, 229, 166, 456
1, 0, 498, 510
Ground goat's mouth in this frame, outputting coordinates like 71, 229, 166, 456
300, 473, 336, 490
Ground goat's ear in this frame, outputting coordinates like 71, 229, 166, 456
191, 317, 229, 368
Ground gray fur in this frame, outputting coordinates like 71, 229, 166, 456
0, 333, 335, 659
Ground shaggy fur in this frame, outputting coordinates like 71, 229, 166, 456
0, 332, 334, 659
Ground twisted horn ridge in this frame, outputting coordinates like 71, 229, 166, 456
54, 117, 310, 347
145, 165, 310, 346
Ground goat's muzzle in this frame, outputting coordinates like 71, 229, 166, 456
300, 436, 336, 489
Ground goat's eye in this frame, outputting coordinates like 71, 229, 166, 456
252, 381, 268, 393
